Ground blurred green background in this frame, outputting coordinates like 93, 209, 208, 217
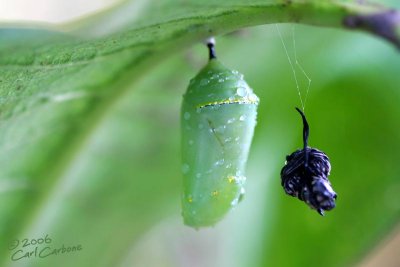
0, 1, 400, 267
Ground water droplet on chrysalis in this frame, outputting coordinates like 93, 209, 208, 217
181, 164, 190, 174
236, 87, 248, 97
200, 79, 209, 86
184, 112, 191, 120
215, 159, 225, 166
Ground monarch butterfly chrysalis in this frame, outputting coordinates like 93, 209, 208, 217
181, 38, 259, 228
281, 108, 337, 215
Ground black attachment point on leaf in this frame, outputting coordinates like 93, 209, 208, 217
207, 41, 217, 60
295, 107, 309, 167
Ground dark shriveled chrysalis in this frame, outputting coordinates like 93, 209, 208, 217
280, 108, 337, 215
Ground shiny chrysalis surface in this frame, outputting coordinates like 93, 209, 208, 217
181, 58, 259, 228
281, 108, 337, 215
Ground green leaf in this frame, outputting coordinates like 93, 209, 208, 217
0, 1, 399, 266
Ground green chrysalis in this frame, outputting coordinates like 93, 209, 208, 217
181, 40, 259, 228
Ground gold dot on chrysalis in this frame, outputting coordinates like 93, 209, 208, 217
211, 190, 219, 197
227, 176, 235, 184
187, 196, 193, 203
